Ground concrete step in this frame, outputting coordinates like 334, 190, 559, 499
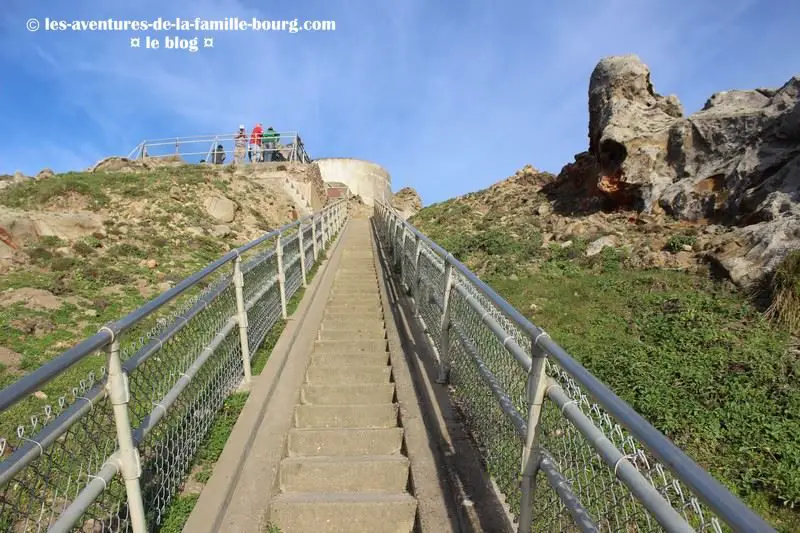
310, 352, 389, 366
314, 340, 387, 354
325, 303, 383, 314
294, 403, 398, 428
279, 455, 410, 492
301, 384, 395, 405
318, 329, 385, 342
305, 365, 391, 385
332, 284, 378, 291
319, 319, 385, 333
322, 312, 384, 324
270, 491, 416, 533
287, 427, 404, 456
331, 283, 378, 289
327, 294, 381, 304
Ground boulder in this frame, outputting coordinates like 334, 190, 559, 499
550, 54, 800, 285
586, 235, 617, 257
203, 195, 237, 223
392, 187, 423, 220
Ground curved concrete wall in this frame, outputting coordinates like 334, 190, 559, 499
314, 158, 391, 207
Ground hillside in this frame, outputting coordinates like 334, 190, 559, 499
411, 57, 800, 532
0, 160, 305, 392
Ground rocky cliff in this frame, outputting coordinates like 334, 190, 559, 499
547, 55, 800, 286
392, 187, 422, 220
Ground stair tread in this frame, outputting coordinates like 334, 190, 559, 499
272, 491, 415, 503
281, 454, 408, 464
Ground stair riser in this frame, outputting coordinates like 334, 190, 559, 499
318, 330, 386, 342
314, 340, 388, 354
323, 311, 384, 321
319, 321, 385, 333
287, 428, 404, 456
271, 499, 416, 533
306, 366, 391, 385
279, 457, 410, 492
301, 384, 395, 405
310, 353, 389, 366
294, 404, 398, 429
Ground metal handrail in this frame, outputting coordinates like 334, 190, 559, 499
373, 200, 775, 533
0, 199, 346, 532
0, 202, 342, 413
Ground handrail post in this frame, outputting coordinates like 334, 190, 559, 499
276, 233, 288, 319
139, 141, 146, 159
518, 333, 550, 533
104, 332, 147, 533
298, 220, 308, 288
233, 255, 252, 386
398, 223, 407, 286
436, 261, 455, 384
321, 210, 328, 249
412, 235, 422, 317
311, 214, 319, 262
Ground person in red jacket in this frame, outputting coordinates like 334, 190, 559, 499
249, 123, 264, 162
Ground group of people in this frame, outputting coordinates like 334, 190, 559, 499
239, 123, 280, 163
210, 124, 281, 165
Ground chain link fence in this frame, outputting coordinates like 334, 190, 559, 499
373, 201, 775, 533
0, 200, 346, 533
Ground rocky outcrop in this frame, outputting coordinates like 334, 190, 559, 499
0, 209, 105, 258
549, 54, 800, 286
89, 155, 186, 173
392, 187, 422, 220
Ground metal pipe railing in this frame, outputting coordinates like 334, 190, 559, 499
373, 200, 775, 533
0, 199, 347, 532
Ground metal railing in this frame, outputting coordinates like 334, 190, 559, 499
0, 199, 347, 532
126, 131, 311, 165
373, 201, 775, 533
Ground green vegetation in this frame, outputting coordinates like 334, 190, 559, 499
665, 233, 697, 253
412, 200, 799, 531
156, 392, 248, 533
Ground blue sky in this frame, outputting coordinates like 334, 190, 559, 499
0, 0, 798, 206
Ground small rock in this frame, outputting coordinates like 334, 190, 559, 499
209, 225, 232, 238
560, 240, 573, 248
536, 203, 552, 216
529, 303, 540, 312
157, 282, 172, 292
84, 309, 98, 317
509, 273, 519, 281
586, 235, 618, 257
33, 391, 48, 400
169, 186, 181, 200
681, 244, 693, 252
155, 271, 166, 281
145, 259, 158, 269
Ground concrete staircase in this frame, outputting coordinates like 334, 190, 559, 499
269, 220, 417, 532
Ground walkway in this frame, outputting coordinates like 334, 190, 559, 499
268, 220, 417, 531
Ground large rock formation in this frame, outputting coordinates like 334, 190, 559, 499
392, 187, 423, 220
548, 55, 800, 286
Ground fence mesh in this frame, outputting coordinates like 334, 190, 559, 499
374, 203, 737, 533
0, 204, 343, 532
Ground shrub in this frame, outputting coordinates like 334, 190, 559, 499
665, 234, 697, 253
765, 250, 800, 334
